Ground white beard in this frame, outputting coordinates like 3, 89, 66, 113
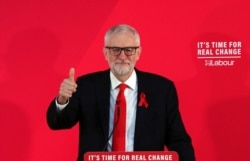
112, 61, 132, 76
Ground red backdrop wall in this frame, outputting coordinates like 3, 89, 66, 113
1, 0, 250, 161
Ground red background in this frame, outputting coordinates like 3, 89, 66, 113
0, 0, 250, 161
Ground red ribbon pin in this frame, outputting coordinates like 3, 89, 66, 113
138, 92, 149, 108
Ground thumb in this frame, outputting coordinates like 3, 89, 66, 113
69, 67, 75, 81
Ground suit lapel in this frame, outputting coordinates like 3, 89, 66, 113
134, 70, 152, 149
94, 70, 111, 140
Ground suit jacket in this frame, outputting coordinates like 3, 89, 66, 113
47, 69, 195, 161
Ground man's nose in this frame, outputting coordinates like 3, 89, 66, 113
118, 50, 127, 59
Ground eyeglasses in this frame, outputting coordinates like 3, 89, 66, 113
105, 46, 139, 56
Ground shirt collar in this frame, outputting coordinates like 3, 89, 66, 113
110, 70, 137, 90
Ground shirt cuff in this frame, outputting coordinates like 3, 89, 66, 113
55, 97, 69, 110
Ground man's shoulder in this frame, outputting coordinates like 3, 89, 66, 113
136, 69, 173, 84
136, 70, 176, 93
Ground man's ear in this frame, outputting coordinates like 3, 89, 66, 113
136, 47, 142, 60
103, 47, 108, 60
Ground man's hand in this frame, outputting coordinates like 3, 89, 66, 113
57, 67, 77, 104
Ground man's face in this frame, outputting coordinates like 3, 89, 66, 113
103, 31, 141, 79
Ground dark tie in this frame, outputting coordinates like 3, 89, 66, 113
112, 83, 127, 151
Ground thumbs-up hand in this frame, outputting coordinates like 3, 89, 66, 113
57, 67, 78, 104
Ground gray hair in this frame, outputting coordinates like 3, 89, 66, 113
104, 24, 140, 46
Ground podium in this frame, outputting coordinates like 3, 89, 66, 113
84, 151, 178, 161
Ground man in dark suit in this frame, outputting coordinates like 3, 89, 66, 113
47, 24, 195, 161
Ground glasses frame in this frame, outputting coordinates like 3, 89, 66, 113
105, 46, 140, 56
